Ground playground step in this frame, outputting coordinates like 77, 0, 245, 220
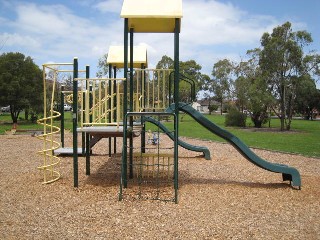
54, 147, 86, 156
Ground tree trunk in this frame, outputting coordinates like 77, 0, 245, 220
10, 109, 20, 124
25, 108, 29, 120
280, 84, 285, 131
11, 113, 18, 124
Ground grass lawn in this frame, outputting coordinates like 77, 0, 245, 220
1, 111, 319, 158
147, 113, 320, 158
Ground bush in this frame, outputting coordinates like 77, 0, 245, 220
208, 104, 218, 114
225, 107, 247, 127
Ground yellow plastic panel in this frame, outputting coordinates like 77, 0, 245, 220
121, 0, 182, 33
107, 45, 148, 68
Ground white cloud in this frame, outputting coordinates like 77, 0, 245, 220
93, 0, 123, 13
116, 0, 280, 73
3, 1, 124, 69
0, 32, 41, 49
182, 0, 278, 46
2, 0, 310, 78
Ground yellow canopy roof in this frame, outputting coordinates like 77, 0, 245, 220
106, 45, 148, 68
120, 0, 182, 33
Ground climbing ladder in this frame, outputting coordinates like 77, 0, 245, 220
36, 62, 73, 183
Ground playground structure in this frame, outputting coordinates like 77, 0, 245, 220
37, 0, 301, 203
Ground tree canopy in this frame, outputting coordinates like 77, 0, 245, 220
0, 52, 43, 123
211, 59, 235, 115
259, 21, 318, 130
156, 55, 203, 102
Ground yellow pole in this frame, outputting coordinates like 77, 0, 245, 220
80, 80, 84, 128
147, 71, 150, 110
157, 70, 160, 110
85, 79, 90, 125
111, 80, 114, 122
49, 70, 57, 178
99, 81, 102, 123
92, 81, 96, 122
116, 82, 120, 128
42, 65, 47, 182
163, 70, 166, 109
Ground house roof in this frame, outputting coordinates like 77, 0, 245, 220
120, 0, 182, 33
106, 45, 148, 68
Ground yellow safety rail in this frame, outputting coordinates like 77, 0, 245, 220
135, 69, 173, 112
75, 77, 127, 129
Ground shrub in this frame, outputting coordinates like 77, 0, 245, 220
208, 104, 218, 114
225, 107, 247, 127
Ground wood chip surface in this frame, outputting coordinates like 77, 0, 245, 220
0, 134, 319, 239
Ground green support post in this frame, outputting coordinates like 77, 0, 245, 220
73, 57, 79, 187
85, 65, 90, 175
129, 27, 134, 179
122, 18, 129, 189
174, 18, 180, 203
60, 85, 65, 148
141, 63, 146, 153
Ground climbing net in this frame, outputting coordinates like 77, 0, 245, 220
119, 112, 178, 203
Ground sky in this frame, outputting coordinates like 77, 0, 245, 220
1, 0, 319, 84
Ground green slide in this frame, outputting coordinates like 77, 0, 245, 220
144, 116, 211, 160
167, 102, 301, 189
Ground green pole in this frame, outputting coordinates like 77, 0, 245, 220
174, 18, 180, 203
73, 57, 79, 187
141, 63, 146, 153
122, 18, 129, 188
129, 27, 134, 179
85, 65, 90, 175
129, 28, 134, 113
60, 85, 65, 148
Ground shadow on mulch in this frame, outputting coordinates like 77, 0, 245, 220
179, 176, 290, 190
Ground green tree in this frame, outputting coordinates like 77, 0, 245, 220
211, 59, 235, 115
294, 75, 320, 119
179, 59, 202, 102
96, 53, 109, 77
234, 76, 249, 112
156, 55, 174, 69
156, 55, 203, 103
259, 21, 317, 130
0, 52, 43, 123
235, 49, 273, 128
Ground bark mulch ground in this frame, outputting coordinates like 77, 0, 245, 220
0, 134, 319, 239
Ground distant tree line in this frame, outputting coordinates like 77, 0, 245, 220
156, 22, 320, 131
201, 22, 320, 130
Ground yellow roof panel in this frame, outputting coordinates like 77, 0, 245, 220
106, 45, 148, 68
120, 0, 182, 33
